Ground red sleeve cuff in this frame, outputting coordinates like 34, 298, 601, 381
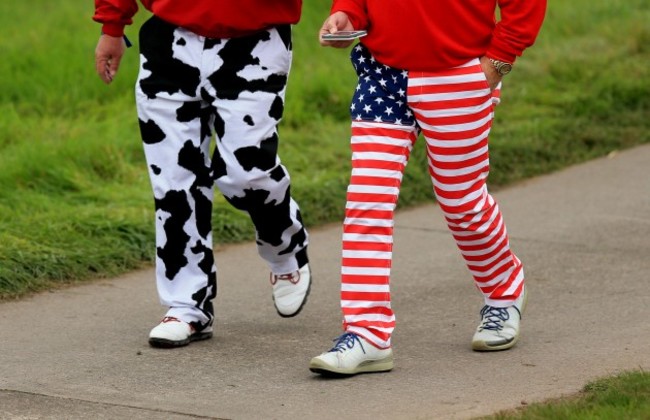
101, 23, 125, 38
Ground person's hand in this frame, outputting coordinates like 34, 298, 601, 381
319, 11, 355, 48
95, 34, 126, 84
479, 56, 502, 92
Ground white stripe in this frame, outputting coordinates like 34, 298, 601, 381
435, 188, 485, 208
419, 113, 492, 134
344, 313, 396, 324
341, 283, 391, 292
341, 300, 391, 308
408, 89, 487, 103
431, 172, 488, 193
469, 257, 512, 282
352, 121, 414, 130
474, 267, 512, 288
422, 127, 490, 148
346, 202, 395, 211
352, 151, 409, 163
341, 266, 391, 276
351, 167, 403, 179
455, 217, 504, 246
445, 196, 496, 224
502, 270, 525, 296
460, 233, 508, 258
463, 247, 511, 268
429, 159, 489, 178
344, 217, 394, 228
342, 233, 393, 243
416, 100, 492, 118
428, 144, 489, 163
407, 72, 485, 87
347, 185, 400, 196
342, 250, 393, 259
352, 135, 413, 147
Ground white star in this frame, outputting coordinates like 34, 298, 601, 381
397, 88, 405, 97
396, 100, 404, 106
356, 83, 361, 91
364, 75, 371, 82
368, 85, 377, 94
392, 75, 398, 83
378, 78, 387, 87
374, 115, 383, 122
357, 55, 366, 64
388, 94, 395, 100
351, 103, 356, 111
384, 107, 394, 115
370, 56, 376, 63
374, 67, 382, 75
357, 94, 365, 103
374, 97, 384, 104
405, 109, 413, 118
355, 114, 363, 120
401, 70, 408, 79
395, 118, 403, 125
363, 104, 372, 113
354, 45, 363, 52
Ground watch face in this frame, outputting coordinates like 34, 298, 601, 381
499, 63, 513, 75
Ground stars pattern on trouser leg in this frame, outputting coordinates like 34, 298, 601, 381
349, 44, 416, 126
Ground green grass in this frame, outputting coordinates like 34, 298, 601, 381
482, 370, 650, 419
0, 0, 649, 299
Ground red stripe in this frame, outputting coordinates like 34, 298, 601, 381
341, 291, 391, 301
352, 159, 405, 171
347, 192, 398, 203
429, 152, 488, 172
343, 241, 393, 252
341, 274, 390, 284
344, 226, 393, 238
418, 106, 492, 128
345, 208, 394, 219
410, 80, 488, 95
420, 120, 491, 141
350, 175, 402, 188
342, 306, 394, 316
425, 136, 488, 156
351, 126, 415, 139
351, 142, 411, 155
342, 257, 391, 268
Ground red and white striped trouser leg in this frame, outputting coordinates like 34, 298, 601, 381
341, 121, 418, 349
407, 60, 524, 308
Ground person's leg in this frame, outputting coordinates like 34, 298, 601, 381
407, 59, 526, 350
340, 121, 418, 348
310, 45, 417, 375
201, 25, 310, 316
135, 17, 217, 345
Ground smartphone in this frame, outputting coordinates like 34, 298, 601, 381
321, 30, 368, 41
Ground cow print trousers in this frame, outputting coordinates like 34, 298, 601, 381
135, 16, 309, 328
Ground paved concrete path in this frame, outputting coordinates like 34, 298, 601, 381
1, 145, 649, 420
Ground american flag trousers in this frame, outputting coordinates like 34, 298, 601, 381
341, 44, 524, 349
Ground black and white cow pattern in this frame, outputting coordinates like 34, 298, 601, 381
135, 17, 308, 330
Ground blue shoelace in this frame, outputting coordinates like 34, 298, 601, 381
478, 306, 510, 331
329, 332, 366, 354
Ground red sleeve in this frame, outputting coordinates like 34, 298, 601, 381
331, 0, 368, 30
487, 0, 547, 63
92, 0, 139, 37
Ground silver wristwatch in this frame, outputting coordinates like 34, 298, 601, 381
489, 58, 513, 76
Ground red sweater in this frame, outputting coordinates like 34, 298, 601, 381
93, 0, 302, 39
331, 0, 547, 71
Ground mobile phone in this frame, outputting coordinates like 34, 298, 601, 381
321, 30, 368, 41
